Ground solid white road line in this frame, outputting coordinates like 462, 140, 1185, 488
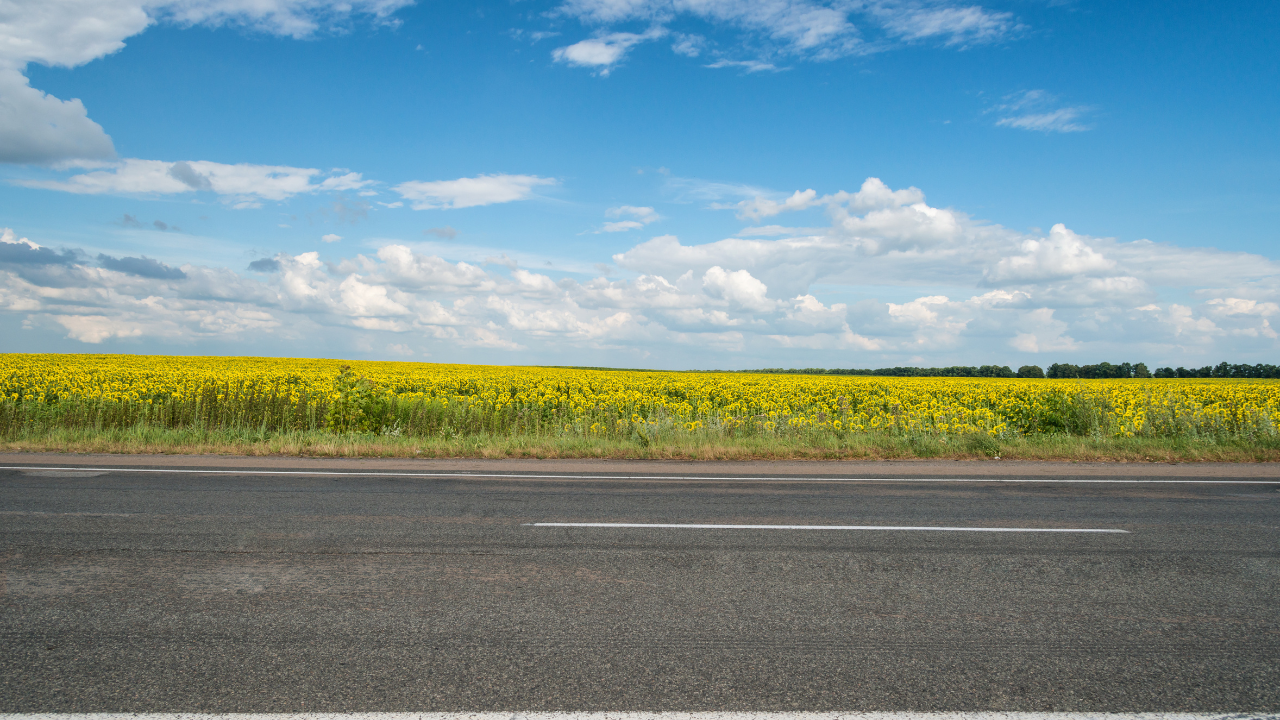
5, 707, 1274, 712
2, 465, 1277, 484
525, 522, 1130, 533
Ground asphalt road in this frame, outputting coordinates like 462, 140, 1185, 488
1, 458, 1277, 712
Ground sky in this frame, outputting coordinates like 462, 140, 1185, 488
0, 0, 1277, 369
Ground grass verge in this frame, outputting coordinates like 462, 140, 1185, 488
3, 427, 1279, 461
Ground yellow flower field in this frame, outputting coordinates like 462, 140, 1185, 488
2, 353, 1279, 440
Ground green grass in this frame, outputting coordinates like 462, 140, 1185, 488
4, 426, 1278, 462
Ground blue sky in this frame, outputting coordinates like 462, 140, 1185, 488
1, 0, 1277, 369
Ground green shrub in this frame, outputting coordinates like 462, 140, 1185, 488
324, 366, 390, 434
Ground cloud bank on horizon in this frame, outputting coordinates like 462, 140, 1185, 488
1, 0, 1276, 368
4, 176, 1276, 367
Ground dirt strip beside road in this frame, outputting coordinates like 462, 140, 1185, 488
0, 452, 1277, 478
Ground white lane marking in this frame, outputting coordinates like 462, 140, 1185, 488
1, 465, 1277, 484
0, 510, 135, 517
5, 707, 1274, 712
526, 522, 1130, 533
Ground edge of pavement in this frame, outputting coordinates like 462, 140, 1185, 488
0, 452, 1277, 478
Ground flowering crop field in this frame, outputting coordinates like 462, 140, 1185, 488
2, 354, 1279, 444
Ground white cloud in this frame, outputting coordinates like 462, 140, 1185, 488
670, 32, 706, 57
393, 174, 557, 210
987, 223, 1115, 283
597, 205, 660, 232
551, 27, 666, 75
1009, 308, 1078, 353
738, 224, 818, 236
997, 108, 1091, 133
0, 70, 116, 164
0, 0, 414, 165
318, 172, 374, 192
1, 227, 39, 249
736, 189, 820, 220
154, 0, 413, 39
607, 205, 659, 222
322, 234, 342, 243
557, 0, 860, 59
884, 295, 971, 349
1204, 298, 1280, 340
552, 0, 1020, 72
19, 158, 369, 203
872, 3, 1018, 45
705, 59, 780, 73
54, 314, 144, 343
1165, 304, 1220, 340
702, 266, 775, 312
728, 177, 925, 220
5, 174, 1279, 366
1206, 297, 1279, 317
993, 90, 1092, 133
0, 0, 412, 75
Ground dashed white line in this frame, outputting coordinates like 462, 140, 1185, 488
525, 522, 1130, 533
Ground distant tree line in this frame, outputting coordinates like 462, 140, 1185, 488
1044, 362, 1150, 379
742, 361, 1280, 379
1150, 362, 1280, 378
747, 365, 1018, 378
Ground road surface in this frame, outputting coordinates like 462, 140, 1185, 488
1, 456, 1277, 713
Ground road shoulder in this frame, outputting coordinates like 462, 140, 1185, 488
0, 451, 1277, 478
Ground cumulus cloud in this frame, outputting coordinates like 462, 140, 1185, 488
0, 70, 116, 164
736, 189, 821, 220
987, 223, 1115, 283
729, 177, 925, 221
0, 0, 414, 165
1009, 308, 1078, 353
702, 266, 776, 312
1208, 298, 1279, 317
0, 227, 81, 265
394, 174, 557, 210
3, 174, 1277, 366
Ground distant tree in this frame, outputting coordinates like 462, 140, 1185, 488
1046, 363, 1080, 379
976, 365, 1016, 378
1154, 367, 1176, 378
1175, 367, 1190, 378
1133, 362, 1152, 378
1082, 362, 1116, 378
1017, 365, 1045, 379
